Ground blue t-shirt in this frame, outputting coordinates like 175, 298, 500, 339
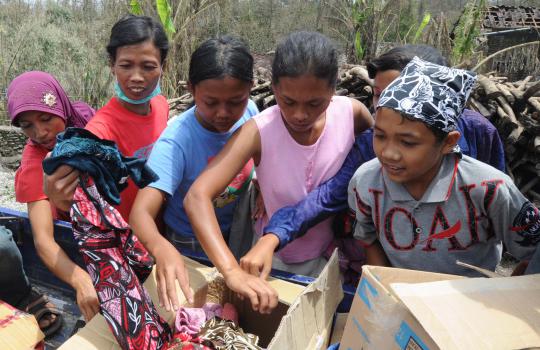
147, 100, 259, 238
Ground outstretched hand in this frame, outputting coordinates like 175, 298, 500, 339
223, 267, 278, 314
240, 234, 279, 280
154, 242, 194, 311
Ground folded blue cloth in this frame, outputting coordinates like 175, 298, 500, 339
43, 127, 158, 205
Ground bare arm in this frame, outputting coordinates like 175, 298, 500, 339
129, 187, 193, 310
185, 120, 260, 276
351, 98, 374, 135
28, 200, 99, 321
364, 240, 391, 266
184, 120, 278, 313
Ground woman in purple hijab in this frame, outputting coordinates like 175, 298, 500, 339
1, 71, 94, 336
8, 71, 93, 138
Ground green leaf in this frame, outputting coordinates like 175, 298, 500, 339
451, 0, 485, 64
130, 0, 143, 15
156, 0, 176, 36
413, 13, 431, 44
355, 30, 364, 59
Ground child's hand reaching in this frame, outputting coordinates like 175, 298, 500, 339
154, 241, 193, 311
223, 267, 278, 314
240, 234, 279, 279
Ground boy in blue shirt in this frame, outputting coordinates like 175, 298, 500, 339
348, 57, 539, 275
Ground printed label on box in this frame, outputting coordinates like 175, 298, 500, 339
395, 321, 429, 350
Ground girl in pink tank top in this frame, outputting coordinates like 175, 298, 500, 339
184, 32, 373, 314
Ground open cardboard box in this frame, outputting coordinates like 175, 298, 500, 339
340, 265, 540, 350
0, 300, 45, 350
60, 250, 343, 349
329, 313, 348, 346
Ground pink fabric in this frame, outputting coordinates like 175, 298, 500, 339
222, 303, 238, 325
175, 308, 206, 336
254, 96, 355, 263
174, 303, 223, 335
167, 333, 213, 350
202, 303, 222, 320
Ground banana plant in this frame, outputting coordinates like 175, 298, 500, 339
156, 0, 176, 36
352, 1, 369, 60
412, 12, 431, 44
451, 0, 486, 65
129, 0, 176, 37
130, 0, 143, 15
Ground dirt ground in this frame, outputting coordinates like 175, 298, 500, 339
0, 164, 25, 212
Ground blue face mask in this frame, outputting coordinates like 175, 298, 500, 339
114, 79, 161, 105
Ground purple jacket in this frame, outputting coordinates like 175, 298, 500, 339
265, 109, 506, 249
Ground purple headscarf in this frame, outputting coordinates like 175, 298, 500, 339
7, 71, 94, 128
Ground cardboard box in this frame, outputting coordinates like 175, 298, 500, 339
60, 251, 343, 349
340, 265, 540, 350
0, 300, 45, 350
329, 313, 349, 346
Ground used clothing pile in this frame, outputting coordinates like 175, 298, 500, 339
169, 303, 260, 350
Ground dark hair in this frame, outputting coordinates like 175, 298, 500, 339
426, 122, 449, 143
367, 44, 448, 79
106, 14, 169, 64
188, 36, 253, 86
272, 31, 338, 87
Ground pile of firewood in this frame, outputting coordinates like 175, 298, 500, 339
248, 65, 375, 111
167, 66, 540, 203
168, 89, 192, 116
470, 74, 540, 203
168, 65, 375, 115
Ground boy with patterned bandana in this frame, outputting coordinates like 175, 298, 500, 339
348, 57, 540, 276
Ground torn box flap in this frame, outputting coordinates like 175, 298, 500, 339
267, 249, 344, 350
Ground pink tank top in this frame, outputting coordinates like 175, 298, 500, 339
254, 96, 355, 263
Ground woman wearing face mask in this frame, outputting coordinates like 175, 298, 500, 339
42, 14, 169, 322
44, 14, 169, 221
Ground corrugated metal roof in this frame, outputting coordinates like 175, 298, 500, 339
483, 5, 540, 29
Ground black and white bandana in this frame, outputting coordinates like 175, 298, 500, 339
377, 56, 477, 133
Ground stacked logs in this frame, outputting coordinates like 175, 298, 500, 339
470, 74, 540, 203
168, 92, 193, 116
247, 65, 375, 111
167, 66, 540, 203
168, 65, 375, 115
